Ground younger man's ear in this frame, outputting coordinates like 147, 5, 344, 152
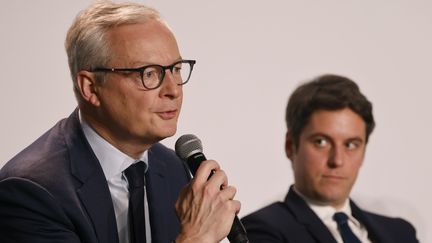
285, 130, 295, 160
76, 70, 101, 107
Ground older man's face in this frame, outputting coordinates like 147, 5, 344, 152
92, 20, 183, 152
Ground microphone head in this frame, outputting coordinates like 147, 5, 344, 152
175, 134, 203, 160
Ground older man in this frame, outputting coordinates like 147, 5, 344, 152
0, 2, 239, 243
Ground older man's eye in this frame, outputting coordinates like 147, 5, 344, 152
143, 69, 158, 79
173, 65, 182, 74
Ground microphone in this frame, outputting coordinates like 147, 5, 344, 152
175, 134, 249, 243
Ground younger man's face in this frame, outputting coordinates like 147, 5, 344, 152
286, 108, 367, 209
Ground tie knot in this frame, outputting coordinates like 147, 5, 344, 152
333, 212, 349, 225
124, 161, 146, 188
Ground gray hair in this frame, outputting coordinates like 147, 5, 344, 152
65, 1, 164, 103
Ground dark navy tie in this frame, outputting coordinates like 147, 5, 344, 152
333, 212, 362, 243
124, 162, 147, 243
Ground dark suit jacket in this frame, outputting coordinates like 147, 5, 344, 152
242, 187, 419, 243
0, 109, 191, 243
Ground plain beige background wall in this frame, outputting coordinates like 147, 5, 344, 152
1, 1, 431, 242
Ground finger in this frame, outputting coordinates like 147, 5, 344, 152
193, 160, 220, 184
230, 199, 242, 214
218, 185, 237, 201
218, 198, 242, 219
206, 169, 228, 190
175, 184, 191, 215
198, 170, 228, 198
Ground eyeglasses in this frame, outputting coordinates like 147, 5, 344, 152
91, 59, 196, 90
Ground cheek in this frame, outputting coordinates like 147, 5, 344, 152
347, 152, 364, 171
349, 159, 363, 176
99, 82, 129, 106
300, 148, 326, 169
294, 150, 321, 178
178, 93, 183, 107
131, 93, 156, 113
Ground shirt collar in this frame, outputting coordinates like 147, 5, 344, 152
79, 110, 149, 180
293, 186, 361, 227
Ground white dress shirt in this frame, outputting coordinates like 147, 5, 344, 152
294, 189, 372, 243
80, 113, 152, 243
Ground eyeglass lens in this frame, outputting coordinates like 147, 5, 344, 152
141, 61, 192, 89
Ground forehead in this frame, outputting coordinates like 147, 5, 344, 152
105, 20, 180, 65
302, 108, 366, 140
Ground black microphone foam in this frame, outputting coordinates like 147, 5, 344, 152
175, 134, 249, 243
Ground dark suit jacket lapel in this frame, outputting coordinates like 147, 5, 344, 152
146, 148, 172, 243
66, 110, 119, 243
351, 201, 393, 243
285, 187, 337, 243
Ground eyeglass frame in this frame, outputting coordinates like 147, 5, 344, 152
90, 59, 196, 90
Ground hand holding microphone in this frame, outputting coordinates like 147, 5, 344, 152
174, 134, 249, 243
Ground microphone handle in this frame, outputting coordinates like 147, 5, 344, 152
186, 153, 249, 243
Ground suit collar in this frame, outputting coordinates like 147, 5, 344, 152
147, 146, 167, 178
351, 201, 393, 243
80, 114, 140, 179
64, 109, 119, 243
284, 186, 338, 243
145, 146, 171, 242
66, 109, 100, 184
284, 186, 392, 243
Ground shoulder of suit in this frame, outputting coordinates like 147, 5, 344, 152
0, 116, 78, 192
148, 143, 180, 162
243, 201, 294, 224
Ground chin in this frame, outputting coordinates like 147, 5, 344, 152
156, 126, 177, 139
320, 192, 348, 205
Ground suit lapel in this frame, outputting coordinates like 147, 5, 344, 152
351, 201, 392, 243
285, 187, 338, 243
146, 148, 170, 243
77, 176, 119, 243
66, 110, 119, 243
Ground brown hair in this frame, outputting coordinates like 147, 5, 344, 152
285, 74, 375, 147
